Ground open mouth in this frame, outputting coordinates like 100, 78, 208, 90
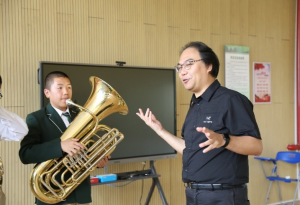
182, 78, 190, 83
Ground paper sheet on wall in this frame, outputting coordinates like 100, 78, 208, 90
225, 45, 250, 99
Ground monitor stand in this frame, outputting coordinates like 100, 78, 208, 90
145, 160, 168, 205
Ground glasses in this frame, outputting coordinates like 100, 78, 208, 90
174, 59, 203, 73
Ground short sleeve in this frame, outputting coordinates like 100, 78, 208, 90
224, 94, 261, 139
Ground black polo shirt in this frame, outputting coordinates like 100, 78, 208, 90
181, 80, 261, 185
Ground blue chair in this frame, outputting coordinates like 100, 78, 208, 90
254, 151, 300, 205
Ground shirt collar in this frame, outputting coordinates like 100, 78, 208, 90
191, 79, 220, 104
51, 105, 70, 117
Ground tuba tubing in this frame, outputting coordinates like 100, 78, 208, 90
29, 76, 128, 204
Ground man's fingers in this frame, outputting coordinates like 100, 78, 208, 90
139, 108, 144, 114
136, 108, 155, 124
200, 142, 213, 153
196, 127, 203, 132
203, 146, 212, 153
136, 108, 144, 117
145, 108, 150, 117
199, 140, 210, 148
200, 138, 221, 152
196, 127, 210, 133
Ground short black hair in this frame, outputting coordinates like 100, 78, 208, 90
181, 41, 220, 78
45, 71, 70, 89
0, 75, 2, 85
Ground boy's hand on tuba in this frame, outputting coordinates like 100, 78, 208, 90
61, 138, 85, 156
97, 155, 111, 168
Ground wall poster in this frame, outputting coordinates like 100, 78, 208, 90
253, 62, 271, 104
225, 45, 250, 99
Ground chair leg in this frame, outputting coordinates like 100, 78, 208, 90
276, 180, 283, 203
292, 181, 299, 205
265, 181, 273, 205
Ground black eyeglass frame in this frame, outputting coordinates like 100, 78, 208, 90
174, 59, 203, 73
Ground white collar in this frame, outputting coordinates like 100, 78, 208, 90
51, 105, 70, 117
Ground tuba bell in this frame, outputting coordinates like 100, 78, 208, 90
29, 76, 128, 204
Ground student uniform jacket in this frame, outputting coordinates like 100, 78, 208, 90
19, 103, 92, 205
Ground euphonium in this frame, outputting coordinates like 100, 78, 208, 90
29, 76, 128, 204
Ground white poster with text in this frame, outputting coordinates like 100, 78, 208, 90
225, 45, 250, 99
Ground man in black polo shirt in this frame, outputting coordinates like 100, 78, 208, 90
136, 41, 262, 205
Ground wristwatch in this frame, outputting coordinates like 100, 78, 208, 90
222, 134, 230, 148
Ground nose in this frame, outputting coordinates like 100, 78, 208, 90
179, 67, 188, 75
62, 87, 69, 95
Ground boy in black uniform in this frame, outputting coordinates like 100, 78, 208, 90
19, 71, 110, 205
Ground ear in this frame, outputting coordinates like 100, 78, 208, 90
206, 64, 213, 73
44, 89, 50, 98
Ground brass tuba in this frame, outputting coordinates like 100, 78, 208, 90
29, 76, 128, 204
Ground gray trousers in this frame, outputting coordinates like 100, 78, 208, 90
185, 186, 250, 205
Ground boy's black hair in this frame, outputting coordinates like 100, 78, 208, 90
45, 71, 70, 89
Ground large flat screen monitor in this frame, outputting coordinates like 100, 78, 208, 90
39, 62, 177, 165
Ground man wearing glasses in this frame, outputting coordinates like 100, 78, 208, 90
137, 41, 262, 205
0, 75, 28, 205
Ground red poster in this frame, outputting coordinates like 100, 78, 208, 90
253, 62, 271, 104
